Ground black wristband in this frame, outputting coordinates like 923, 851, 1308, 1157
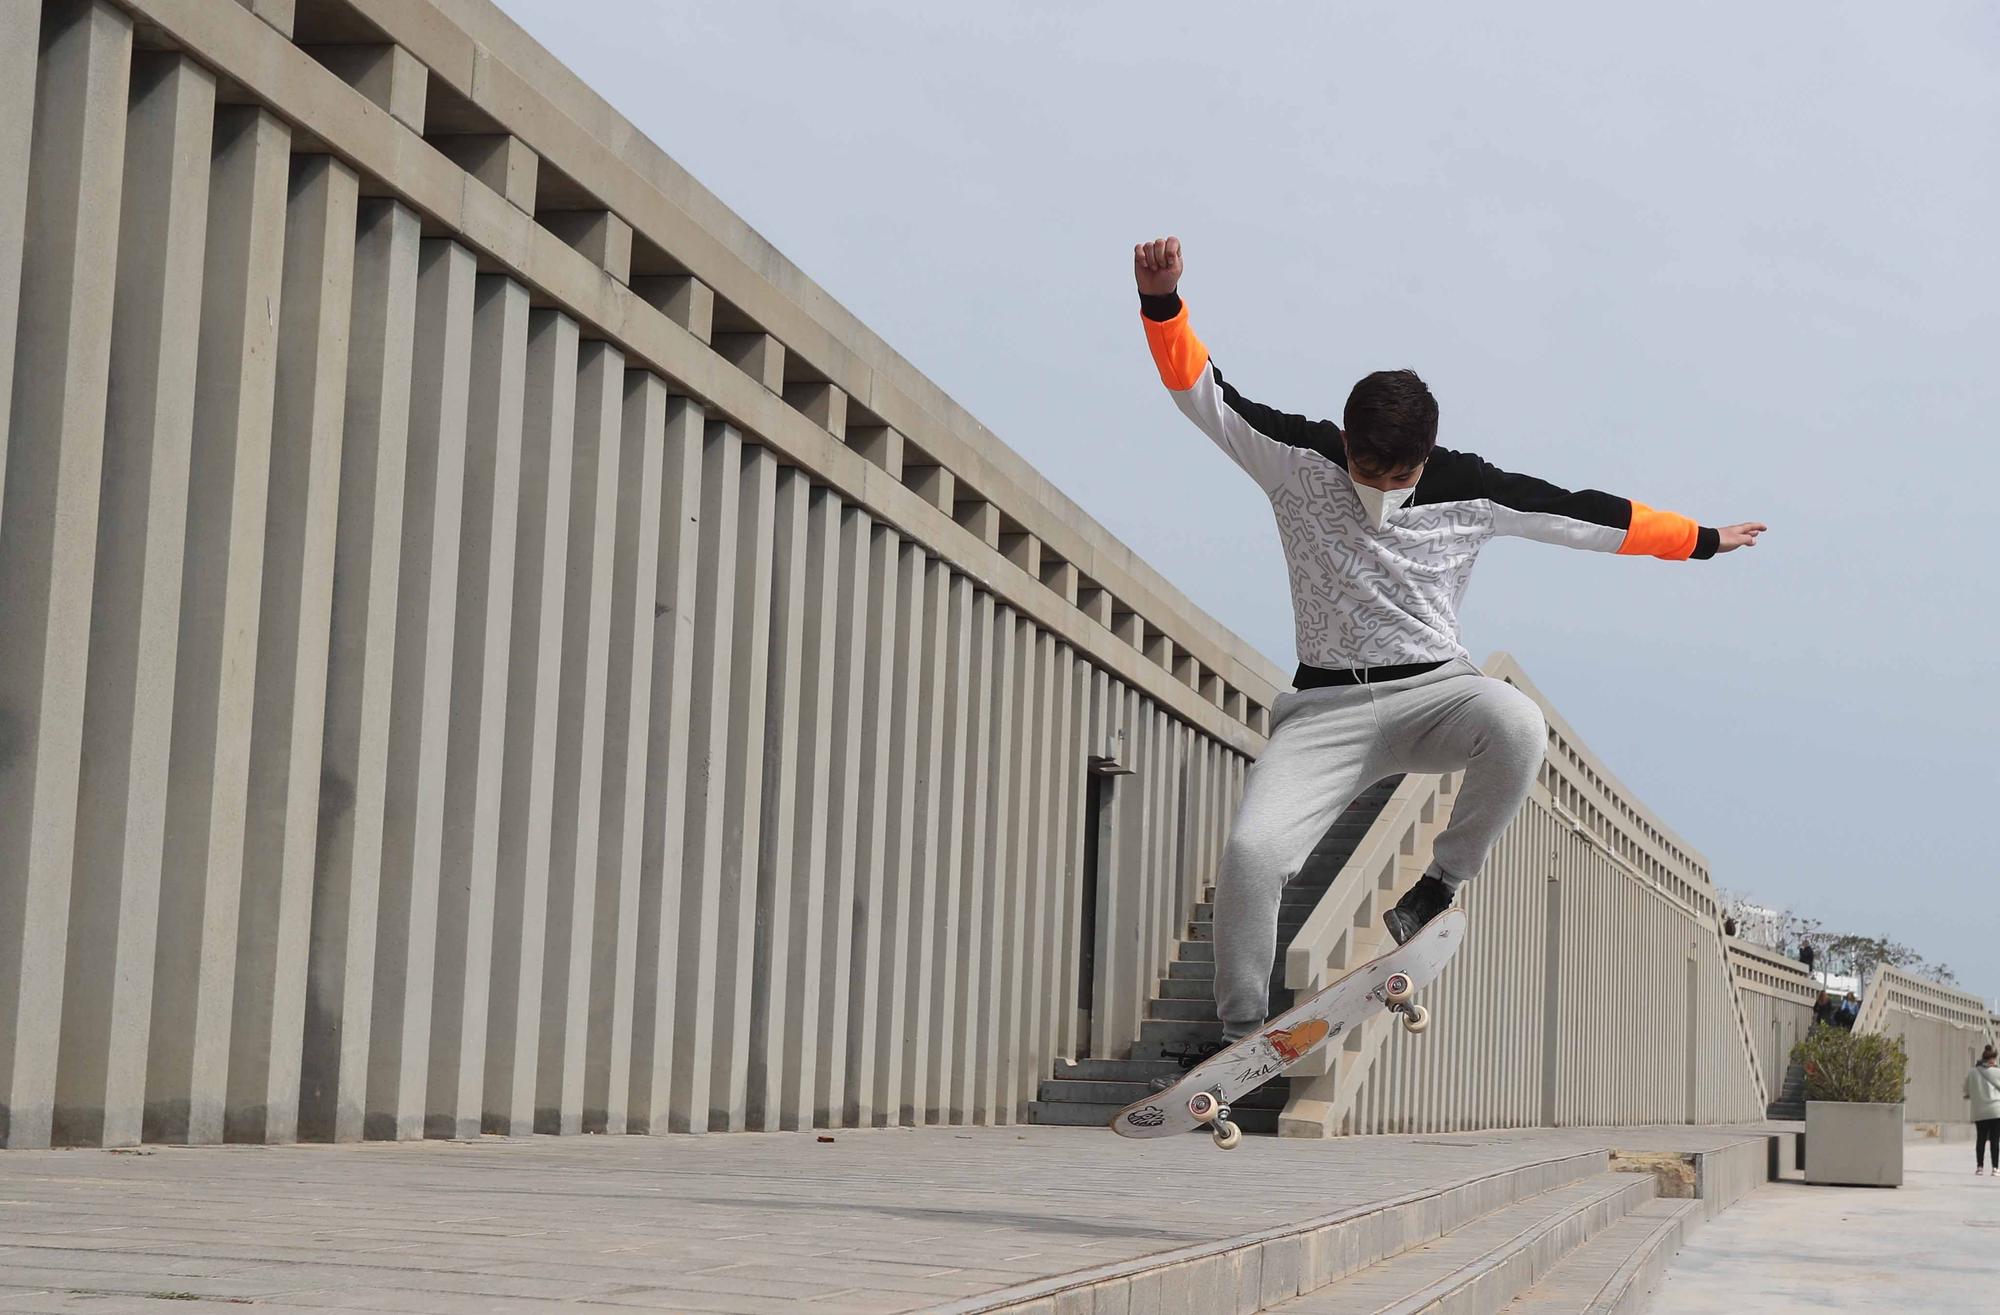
1691, 526, 1720, 560
1139, 290, 1183, 322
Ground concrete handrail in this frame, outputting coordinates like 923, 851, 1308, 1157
1283, 771, 1456, 997
1855, 963, 1996, 1036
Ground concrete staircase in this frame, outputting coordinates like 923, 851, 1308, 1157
1266, 1165, 1699, 1315
1765, 1056, 1807, 1121
962, 1136, 1773, 1315
1028, 779, 1404, 1134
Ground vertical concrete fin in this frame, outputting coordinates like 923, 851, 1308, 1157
536, 338, 623, 1136
670, 420, 743, 1134
775, 485, 841, 1131
305, 198, 420, 1143
948, 590, 996, 1123
2, 0, 132, 1149
921, 572, 974, 1124
628, 394, 704, 1134
899, 557, 951, 1125
712, 442, 777, 1132
811, 499, 867, 1130
482, 308, 577, 1136
429, 273, 530, 1140
746, 467, 809, 1131
842, 522, 901, 1128
151, 101, 290, 1147
870, 540, 925, 1125
581, 368, 665, 1135
56, 49, 214, 1150
975, 606, 1018, 1123
231, 151, 359, 1145
367, 237, 475, 1141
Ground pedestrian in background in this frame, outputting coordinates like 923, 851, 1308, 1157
1967, 1046, 2000, 1175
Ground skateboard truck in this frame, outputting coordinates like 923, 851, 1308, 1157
1185, 1089, 1241, 1150
1383, 971, 1430, 1033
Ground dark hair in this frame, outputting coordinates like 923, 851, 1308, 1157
1983, 1045, 1997, 1065
1343, 370, 1439, 476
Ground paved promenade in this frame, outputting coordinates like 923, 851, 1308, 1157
0, 1124, 1777, 1314
1650, 1137, 2000, 1312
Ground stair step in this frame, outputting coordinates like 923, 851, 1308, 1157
1034, 1077, 1289, 1110
1156, 974, 1288, 1000
1132, 1019, 1225, 1061
1499, 1197, 1700, 1314
1269, 1172, 1656, 1314
1050, 1055, 1300, 1090
1186, 919, 1312, 944
1052, 1057, 1186, 1083
1025, 1099, 1279, 1135
1149, 998, 1222, 1022
1192, 904, 1317, 924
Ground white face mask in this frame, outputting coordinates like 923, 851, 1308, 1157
1352, 477, 1416, 530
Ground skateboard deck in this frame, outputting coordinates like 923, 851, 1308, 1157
1112, 908, 1466, 1146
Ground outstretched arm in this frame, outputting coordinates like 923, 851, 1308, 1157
1423, 449, 1765, 559
1134, 236, 1344, 490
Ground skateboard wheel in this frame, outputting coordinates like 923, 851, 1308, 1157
1212, 1118, 1242, 1150
1401, 1003, 1430, 1034
1384, 972, 1414, 1005
1187, 1090, 1219, 1121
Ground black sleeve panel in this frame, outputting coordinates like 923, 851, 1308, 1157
1211, 367, 1346, 465
1413, 447, 1631, 530
1691, 527, 1719, 560
1139, 290, 1184, 322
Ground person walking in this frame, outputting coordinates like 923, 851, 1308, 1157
1132, 235, 1766, 1045
1967, 1046, 2000, 1175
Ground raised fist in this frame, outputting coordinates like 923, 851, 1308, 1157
1134, 236, 1183, 297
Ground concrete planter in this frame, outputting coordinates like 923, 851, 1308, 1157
1804, 1101, 1905, 1186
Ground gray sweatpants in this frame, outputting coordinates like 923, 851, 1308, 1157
1214, 657, 1545, 1040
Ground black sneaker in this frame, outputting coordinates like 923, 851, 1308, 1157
1382, 874, 1454, 946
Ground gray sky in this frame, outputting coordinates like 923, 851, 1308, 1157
497, 1, 2000, 1003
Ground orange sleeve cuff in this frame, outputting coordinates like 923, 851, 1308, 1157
1142, 302, 1211, 392
1617, 501, 1701, 559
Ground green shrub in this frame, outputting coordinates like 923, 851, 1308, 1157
1791, 1023, 1908, 1103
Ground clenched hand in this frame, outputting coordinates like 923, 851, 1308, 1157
1134, 236, 1183, 297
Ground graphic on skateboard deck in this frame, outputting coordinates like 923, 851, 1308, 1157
1112, 908, 1466, 1149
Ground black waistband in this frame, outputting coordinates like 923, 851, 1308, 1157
1293, 658, 1449, 690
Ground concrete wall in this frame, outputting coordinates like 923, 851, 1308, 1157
1279, 657, 1769, 1137
0, 0, 1276, 1148
3, 0, 1818, 1152
1854, 964, 1995, 1126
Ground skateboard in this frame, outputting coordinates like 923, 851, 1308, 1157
1111, 908, 1466, 1149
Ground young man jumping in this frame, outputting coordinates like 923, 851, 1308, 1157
1134, 235, 1764, 1048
